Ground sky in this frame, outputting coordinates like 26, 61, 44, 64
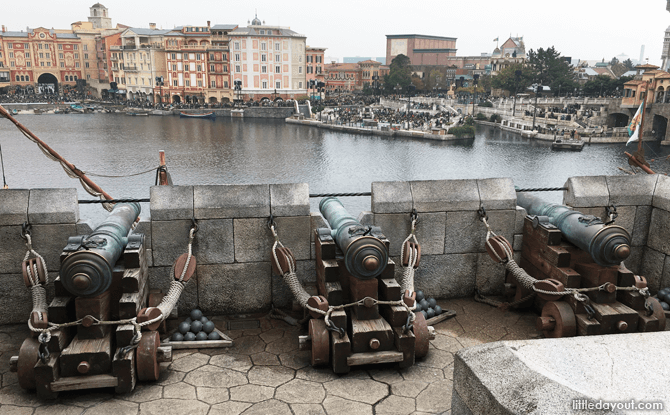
3, 0, 670, 66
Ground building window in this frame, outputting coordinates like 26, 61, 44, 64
223, 65, 228, 72
275, 65, 280, 73
209, 53, 214, 60
276, 81, 281, 89
141, 78, 145, 85
234, 42, 240, 50
58, 44, 63, 50
261, 54, 266, 62
15, 75, 19, 81
24, 52, 30, 58
60, 62, 65, 68
87, 74, 90, 80
173, 80, 178, 86
75, 62, 79, 67
74, 45, 78, 50
298, 66, 302, 73
59, 53, 64, 59
235, 53, 240, 61
38, 44, 42, 49
275, 54, 280, 62
84, 53, 88, 59
261, 43, 266, 51
83, 44, 88, 51
198, 80, 202, 87
197, 64, 202, 71
171, 53, 176, 59
184, 64, 189, 71
185, 80, 190, 86
262, 80, 267, 89
261, 65, 267, 73
236, 65, 240, 72
299, 81, 302, 88
222, 53, 227, 60
9, 52, 13, 58
172, 64, 177, 71
73, 53, 77, 59
211, 80, 216, 88
224, 80, 228, 87
7, 44, 12, 49
275, 43, 279, 51
210, 64, 215, 71
85, 62, 89, 68
26, 62, 30, 67
47, 62, 51, 66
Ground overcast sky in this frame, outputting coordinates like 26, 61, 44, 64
4, 0, 670, 65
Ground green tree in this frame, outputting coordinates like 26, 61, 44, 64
622, 58, 635, 71
610, 57, 619, 66
582, 74, 614, 96
526, 46, 578, 94
491, 63, 533, 94
384, 54, 412, 93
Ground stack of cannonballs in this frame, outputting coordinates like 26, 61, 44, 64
655, 288, 670, 311
171, 309, 220, 342
414, 290, 443, 319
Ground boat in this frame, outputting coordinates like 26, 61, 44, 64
179, 111, 216, 119
151, 110, 172, 116
551, 137, 584, 151
126, 112, 149, 116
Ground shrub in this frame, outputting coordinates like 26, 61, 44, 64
475, 113, 488, 121
478, 101, 493, 107
490, 114, 502, 123
464, 116, 475, 126
448, 125, 475, 138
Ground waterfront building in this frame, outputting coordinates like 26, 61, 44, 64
323, 62, 362, 93
343, 56, 386, 65
489, 36, 526, 75
358, 59, 381, 87
87, 3, 112, 30
306, 46, 326, 84
0, 26, 85, 94
229, 14, 307, 101
163, 23, 235, 104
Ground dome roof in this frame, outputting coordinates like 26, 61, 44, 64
251, 13, 261, 25
492, 47, 501, 57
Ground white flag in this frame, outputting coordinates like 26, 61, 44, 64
626, 102, 643, 145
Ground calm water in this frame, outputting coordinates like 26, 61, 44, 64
1, 114, 668, 223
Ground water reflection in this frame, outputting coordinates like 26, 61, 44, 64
1, 114, 669, 224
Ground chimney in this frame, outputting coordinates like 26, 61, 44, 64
149, 23, 156, 30
207, 21, 211, 27
1, 25, 5, 33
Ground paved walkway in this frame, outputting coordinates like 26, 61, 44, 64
0, 298, 540, 415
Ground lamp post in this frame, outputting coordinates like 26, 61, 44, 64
155, 76, 163, 104
532, 83, 542, 131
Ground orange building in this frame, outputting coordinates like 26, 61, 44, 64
386, 34, 457, 67
323, 62, 362, 93
306, 46, 325, 84
0, 26, 86, 93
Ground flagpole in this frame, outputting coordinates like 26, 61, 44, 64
626, 79, 655, 174
638, 79, 650, 153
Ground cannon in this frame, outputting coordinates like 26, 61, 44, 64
301, 198, 434, 373
501, 194, 665, 338
516, 192, 630, 267
12, 203, 175, 398
60, 202, 141, 297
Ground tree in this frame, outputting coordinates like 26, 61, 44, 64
384, 54, 412, 93
526, 46, 578, 94
411, 75, 425, 92
622, 59, 635, 72
610, 57, 619, 66
491, 63, 533, 94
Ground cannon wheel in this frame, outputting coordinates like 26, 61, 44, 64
136, 331, 160, 381
17, 337, 40, 390
309, 319, 330, 366
540, 301, 576, 338
647, 297, 666, 331
413, 312, 430, 358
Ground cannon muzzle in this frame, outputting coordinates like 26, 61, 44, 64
319, 197, 388, 279
60, 203, 141, 297
516, 192, 630, 267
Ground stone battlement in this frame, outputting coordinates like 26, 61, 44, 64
1, 175, 669, 324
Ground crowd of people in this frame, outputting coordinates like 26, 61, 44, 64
322, 106, 457, 130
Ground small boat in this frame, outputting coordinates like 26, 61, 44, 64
126, 112, 149, 116
180, 112, 216, 119
551, 137, 584, 151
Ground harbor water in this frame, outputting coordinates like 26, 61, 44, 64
2, 114, 669, 223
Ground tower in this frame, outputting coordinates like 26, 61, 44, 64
88, 3, 112, 29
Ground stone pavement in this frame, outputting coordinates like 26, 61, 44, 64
0, 298, 540, 415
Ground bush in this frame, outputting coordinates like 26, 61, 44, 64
475, 113, 488, 121
490, 114, 502, 123
464, 116, 475, 126
478, 101, 493, 107
448, 125, 475, 138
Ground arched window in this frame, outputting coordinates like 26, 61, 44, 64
16, 75, 19, 81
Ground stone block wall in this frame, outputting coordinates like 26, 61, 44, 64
3, 175, 670, 323
562, 174, 670, 292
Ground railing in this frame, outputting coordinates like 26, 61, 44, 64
124, 66, 139, 72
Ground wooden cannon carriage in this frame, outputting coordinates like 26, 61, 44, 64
11, 203, 177, 398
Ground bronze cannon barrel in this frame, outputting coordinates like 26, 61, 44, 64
516, 192, 630, 267
60, 202, 141, 297
319, 197, 388, 279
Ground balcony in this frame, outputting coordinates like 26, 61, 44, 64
124, 66, 139, 72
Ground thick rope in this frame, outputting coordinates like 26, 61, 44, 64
398, 218, 418, 296
21, 233, 50, 323
270, 225, 311, 307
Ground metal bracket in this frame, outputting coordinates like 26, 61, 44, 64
20, 221, 32, 239
477, 205, 488, 222
410, 208, 419, 225
191, 217, 199, 234
605, 204, 618, 226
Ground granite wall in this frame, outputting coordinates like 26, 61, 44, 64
1, 175, 668, 324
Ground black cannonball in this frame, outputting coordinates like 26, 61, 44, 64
184, 332, 196, 341
420, 299, 429, 310
426, 308, 436, 319
190, 309, 203, 320
663, 293, 670, 305
184, 317, 192, 324
172, 332, 184, 342
415, 302, 422, 312
195, 331, 208, 341
661, 301, 670, 311
421, 310, 428, 319
178, 322, 190, 334
428, 297, 437, 308
208, 331, 221, 340
416, 290, 425, 302
200, 316, 209, 324
434, 305, 443, 315
203, 321, 216, 334
190, 320, 203, 333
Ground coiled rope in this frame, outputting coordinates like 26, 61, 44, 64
21, 232, 49, 323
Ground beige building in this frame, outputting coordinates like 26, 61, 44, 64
229, 14, 307, 100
